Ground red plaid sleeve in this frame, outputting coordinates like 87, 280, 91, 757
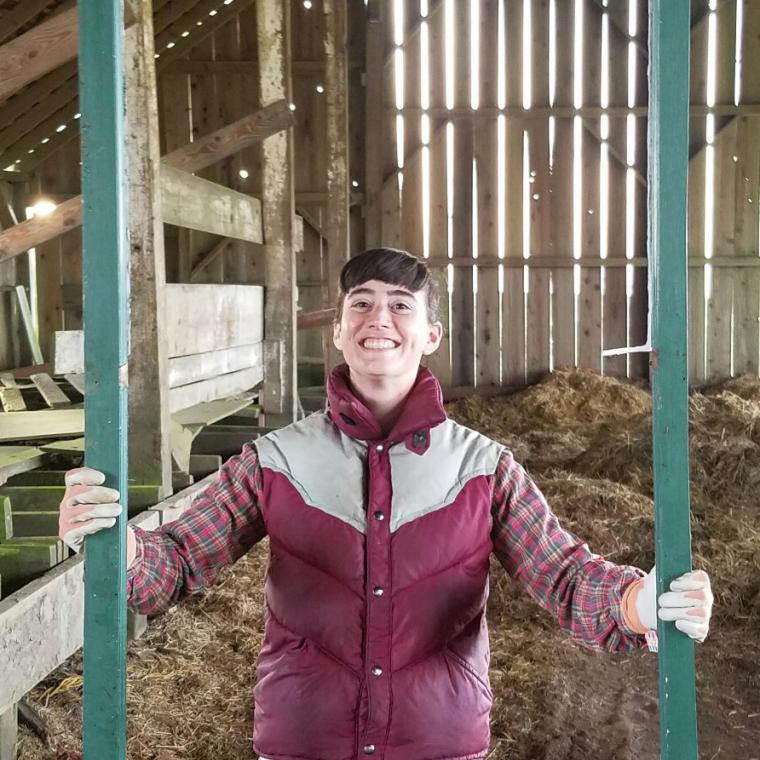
490, 449, 647, 652
127, 442, 266, 615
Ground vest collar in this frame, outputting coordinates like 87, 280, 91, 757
326, 364, 446, 452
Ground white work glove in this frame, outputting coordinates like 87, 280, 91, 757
635, 565, 713, 643
59, 467, 128, 557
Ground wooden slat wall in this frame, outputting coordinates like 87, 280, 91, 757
424, 3, 451, 385
291, 0, 328, 373
475, 0, 500, 386
375, 0, 664, 388
502, 0, 526, 386
551, 0, 576, 372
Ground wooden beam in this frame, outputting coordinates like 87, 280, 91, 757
162, 100, 294, 173
0, 102, 285, 261
29, 373, 70, 408
163, 59, 325, 75
155, 0, 256, 72
0, 1, 70, 46
189, 237, 232, 281
0, 447, 46, 487
323, 0, 350, 370
257, 0, 297, 419
0, 63, 77, 146
297, 307, 336, 330
0, 196, 82, 264
0, 408, 83, 442
169, 366, 263, 413
364, 0, 384, 245
168, 343, 263, 388
125, 0, 172, 495
160, 165, 263, 242
165, 284, 264, 356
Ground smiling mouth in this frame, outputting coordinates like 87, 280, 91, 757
360, 338, 400, 350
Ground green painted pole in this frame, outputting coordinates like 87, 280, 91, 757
648, 2, 698, 759
78, 0, 129, 758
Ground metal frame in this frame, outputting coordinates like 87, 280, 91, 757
78, 0, 129, 757
648, 2, 698, 758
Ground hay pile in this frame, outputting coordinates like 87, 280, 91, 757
17, 368, 760, 760
448, 367, 760, 621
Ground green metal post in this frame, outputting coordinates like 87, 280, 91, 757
648, 2, 698, 759
78, 0, 129, 758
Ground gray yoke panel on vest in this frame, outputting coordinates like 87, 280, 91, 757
254, 412, 369, 534
389, 419, 503, 533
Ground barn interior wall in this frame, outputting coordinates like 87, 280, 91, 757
0, 0, 757, 388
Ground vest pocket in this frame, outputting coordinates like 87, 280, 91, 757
443, 646, 493, 699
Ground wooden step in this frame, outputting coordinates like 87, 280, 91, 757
0, 543, 58, 597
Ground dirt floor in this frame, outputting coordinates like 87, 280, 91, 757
15, 369, 760, 759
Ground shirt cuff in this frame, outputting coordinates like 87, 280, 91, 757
621, 577, 650, 634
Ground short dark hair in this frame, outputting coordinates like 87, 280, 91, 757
336, 248, 440, 324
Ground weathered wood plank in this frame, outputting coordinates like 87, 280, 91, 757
0, 373, 25, 411
29, 373, 70, 409
364, 0, 385, 245
165, 284, 264, 357
0, 7, 79, 103
160, 165, 263, 243
550, 0, 576, 371
0, 448, 46, 487
168, 367, 263, 413
0, 409, 83, 442
731, 3, 760, 376
474, 0, 501, 386
501, 0, 526, 386
449, 1, 474, 387
706, 1, 738, 381
0, 543, 58, 597
525, 0, 551, 382
423, 124, 452, 386
602, 2, 630, 378
125, 1, 172, 493
258, 0, 297, 419
168, 344, 263, 388
163, 100, 294, 173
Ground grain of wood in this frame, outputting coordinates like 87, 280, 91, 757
29, 373, 69, 409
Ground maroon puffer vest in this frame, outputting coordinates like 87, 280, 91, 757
252, 366, 503, 760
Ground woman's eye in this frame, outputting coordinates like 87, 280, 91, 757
393, 302, 412, 311
352, 300, 370, 309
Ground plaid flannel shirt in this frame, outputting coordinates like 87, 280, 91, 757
128, 442, 646, 652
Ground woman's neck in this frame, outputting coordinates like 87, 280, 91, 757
347, 369, 417, 435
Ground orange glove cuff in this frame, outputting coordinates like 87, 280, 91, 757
622, 577, 650, 634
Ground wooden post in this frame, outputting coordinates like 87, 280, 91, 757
649, 2, 698, 758
324, 0, 350, 370
125, 0, 172, 497
78, 0, 129, 757
257, 0, 297, 420
364, 0, 384, 246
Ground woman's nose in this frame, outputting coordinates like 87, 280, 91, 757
367, 304, 392, 326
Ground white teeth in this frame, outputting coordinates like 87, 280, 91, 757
362, 338, 397, 349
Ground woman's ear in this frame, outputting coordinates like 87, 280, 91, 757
422, 321, 444, 355
332, 320, 343, 351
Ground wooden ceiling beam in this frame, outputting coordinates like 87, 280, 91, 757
1, 100, 79, 169
155, 0, 253, 61
0, 101, 292, 259
0, 76, 78, 157
0, 6, 79, 103
0, 0, 61, 46
0, 62, 76, 133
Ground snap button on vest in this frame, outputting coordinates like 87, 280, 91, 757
363, 745, 376, 755
375, 443, 384, 452
372, 666, 383, 676
373, 511, 385, 521
373, 586, 384, 596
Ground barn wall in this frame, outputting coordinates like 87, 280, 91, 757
368, 0, 760, 388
